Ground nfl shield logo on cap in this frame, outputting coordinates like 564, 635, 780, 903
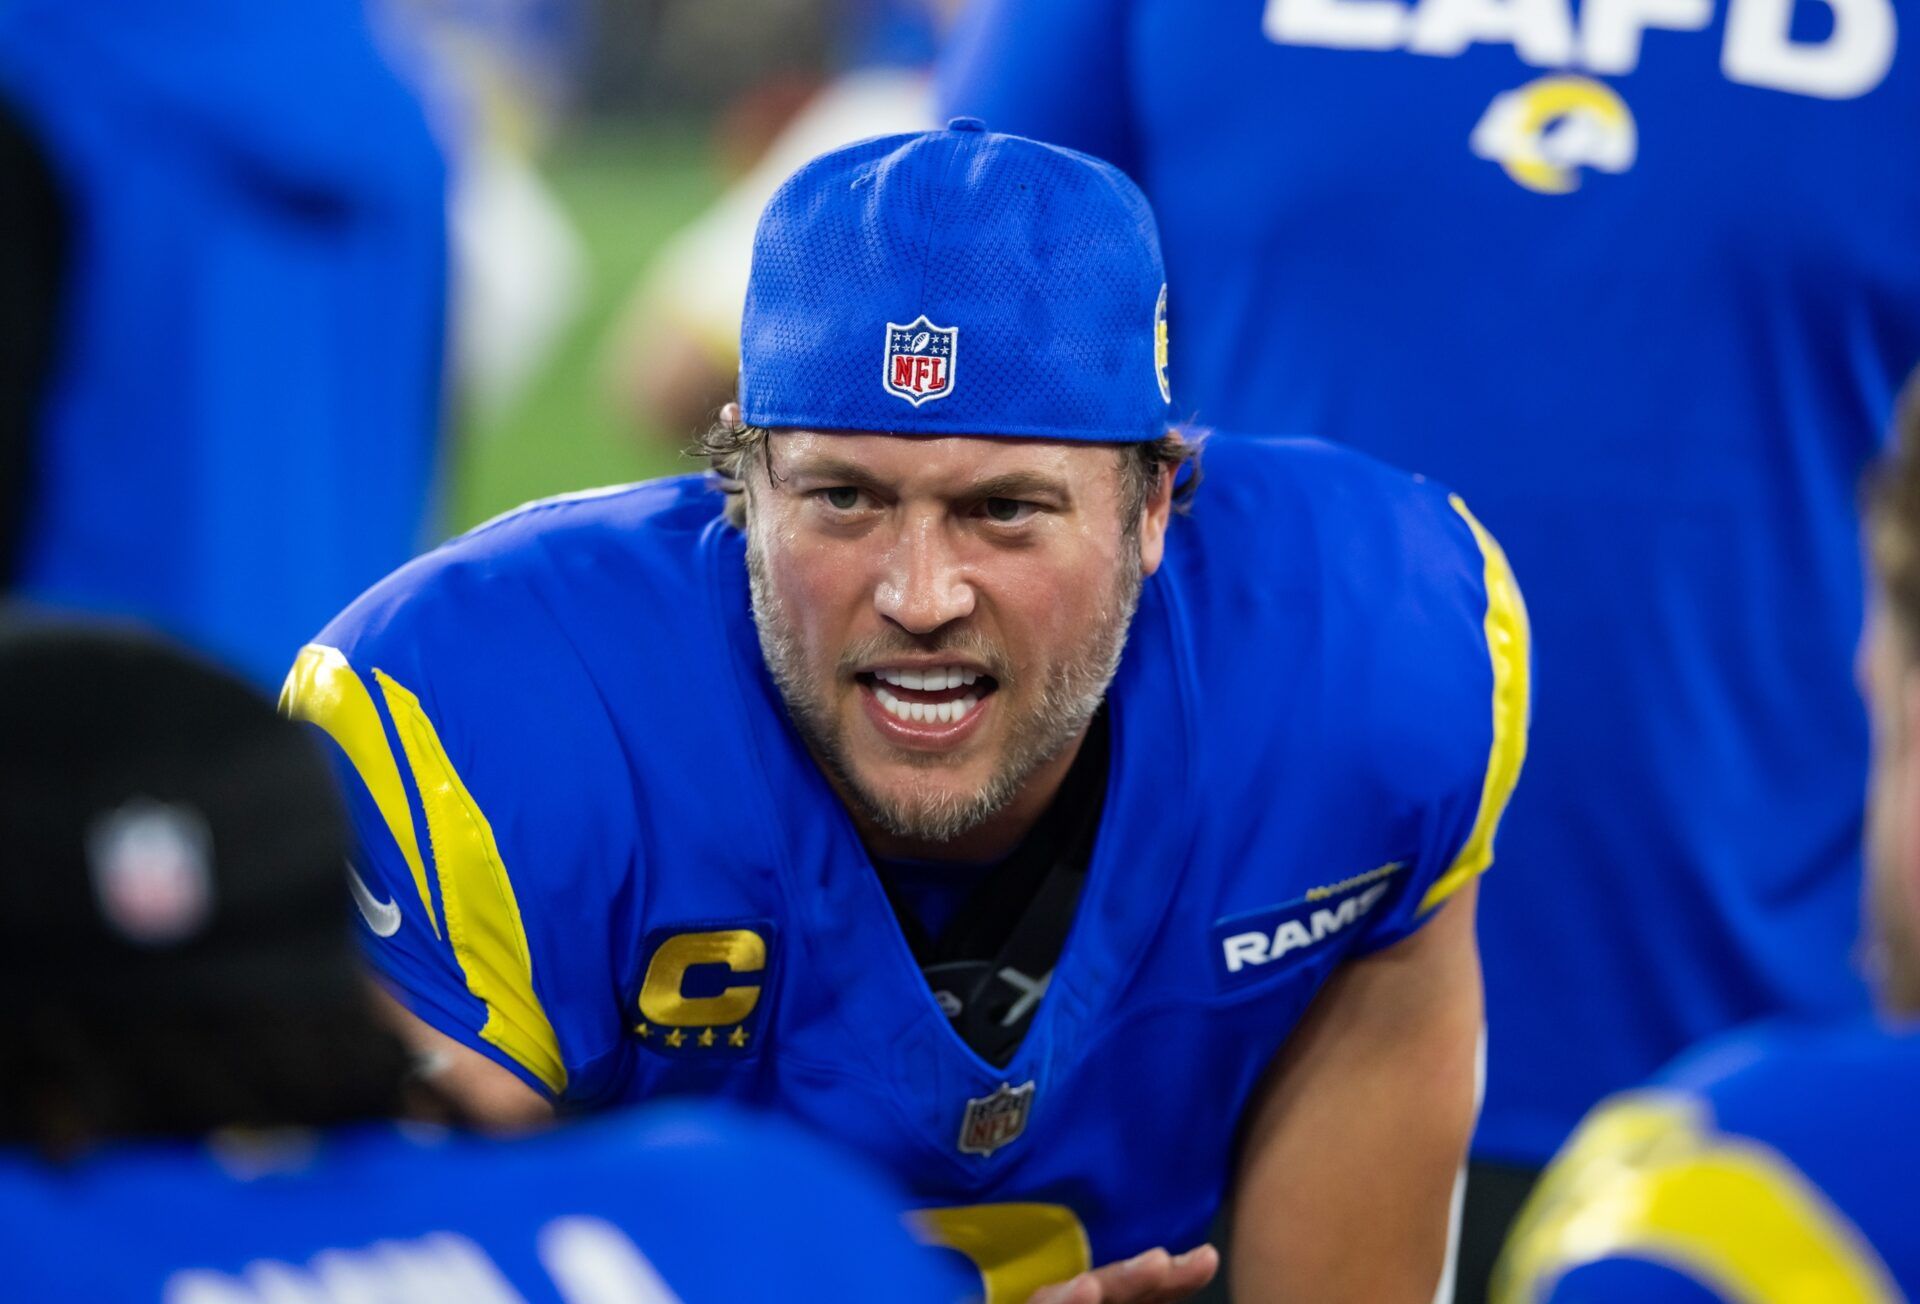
883, 316, 957, 406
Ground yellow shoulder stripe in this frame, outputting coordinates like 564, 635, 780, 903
374, 669, 568, 1096
1421, 497, 1532, 915
281, 645, 438, 938
1495, 1092, 1902, 1304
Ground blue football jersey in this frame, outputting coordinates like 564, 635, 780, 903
0, 1105, 966, 1302
1496, 1021, 1920, 1303
285, 435, 1528, 1295
940, 0, 1915, 1165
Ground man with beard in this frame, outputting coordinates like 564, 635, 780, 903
1490, 397, 1920, 1303
287, 119, 1530, 1302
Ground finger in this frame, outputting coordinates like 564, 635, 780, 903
1152, 1244, 1220, 1301
1091, 1247, 1184, 1303
1027, 1273, 1101, 1304
1086, 1243, 1220, 1304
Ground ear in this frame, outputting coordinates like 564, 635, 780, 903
1137, 464, 1177, 577
719, 401, 744, 428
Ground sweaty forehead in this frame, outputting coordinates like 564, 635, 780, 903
770, 430, 1119, 495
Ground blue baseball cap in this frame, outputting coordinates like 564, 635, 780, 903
740, 118, 1173, 444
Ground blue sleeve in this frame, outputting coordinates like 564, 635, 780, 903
936, 0, 1139, 175
283, 553, 638, 1105
1356, 484, 1531, 954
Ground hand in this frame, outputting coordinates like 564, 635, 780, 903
1028, 1245, 1219, 1304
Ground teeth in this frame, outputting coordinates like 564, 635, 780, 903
873, 665, 983, 691
872, 686, 983, 727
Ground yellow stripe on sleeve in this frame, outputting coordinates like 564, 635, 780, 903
280, 644, 438, 938
1420, 496, 1533, 915
374, 669, 568, 1096
1495, 1092, 1901, 1304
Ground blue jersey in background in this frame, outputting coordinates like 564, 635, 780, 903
1497, 1021, 1920, 1303
0, 0, 448, 689
285, 435, 1527, 1296
940, 0, 1917, 1164
0, 1104, 966, 1302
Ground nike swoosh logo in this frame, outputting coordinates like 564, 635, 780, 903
346, 860, 402, 937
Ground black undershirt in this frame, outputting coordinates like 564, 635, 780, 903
871, 708, 1109, 1067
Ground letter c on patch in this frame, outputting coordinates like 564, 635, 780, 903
638, 929, 766, 1027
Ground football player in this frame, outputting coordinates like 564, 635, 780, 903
288, 121, 1530, 1301
0, 619, 963, 1302
1490, 388, 1920, 1302
941, 6, 1919, 1294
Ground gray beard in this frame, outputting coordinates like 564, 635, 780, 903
745, 536, 1142, 845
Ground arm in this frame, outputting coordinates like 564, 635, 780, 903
371, 984, 553, 1128
1230, 880, 1483, 1302
285, 636, 619, 1124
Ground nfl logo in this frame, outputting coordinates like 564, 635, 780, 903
87, 800, 214, 946
958, 1080, 1035, 1158
883, 315, 958, 406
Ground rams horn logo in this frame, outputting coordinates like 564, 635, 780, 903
1471, 75, 1637, 196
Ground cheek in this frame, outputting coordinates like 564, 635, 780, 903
993, 550, 1123, 656
764, 538, 870, 656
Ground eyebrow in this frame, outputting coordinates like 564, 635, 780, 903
965, 471, 1073, 503
777, 454, 1073, 504
777, 454, 889, 493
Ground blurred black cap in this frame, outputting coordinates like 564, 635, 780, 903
0, 617, 360, 1010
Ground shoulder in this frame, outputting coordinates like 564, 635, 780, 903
293, 474, 733, 790
1501, 1021, 1918, 1304
1171, 433, 1527, 798
1177, 433, 1502, 636
312, 475, 727, 670
1657, 1019, 1920, 1148
478, 1107, 967, 1300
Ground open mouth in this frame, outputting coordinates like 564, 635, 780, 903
856, 665, 1001, 727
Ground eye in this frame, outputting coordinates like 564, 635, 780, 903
821, 486, 863, 511
981, 497, 1036, 524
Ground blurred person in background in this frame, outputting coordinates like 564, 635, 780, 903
604, 0, 963, 443
1489, 385, 1920, 1304
0, 0, 449, 690
377, 0, 590, 421
0, 617, 965, 1303
943, 6, 1920, 1296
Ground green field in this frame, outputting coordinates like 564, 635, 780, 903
447, 123, 723, 533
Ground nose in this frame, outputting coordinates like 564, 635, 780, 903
874, 510, 975, 634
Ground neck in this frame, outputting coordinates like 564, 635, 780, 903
848, 723, 1092, 864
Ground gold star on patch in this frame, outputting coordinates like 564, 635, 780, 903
664, 1028, 685, 1048
728, 1027, 749, 1048
697, 1027, 717, 1048
632, 1022, 650, 1039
